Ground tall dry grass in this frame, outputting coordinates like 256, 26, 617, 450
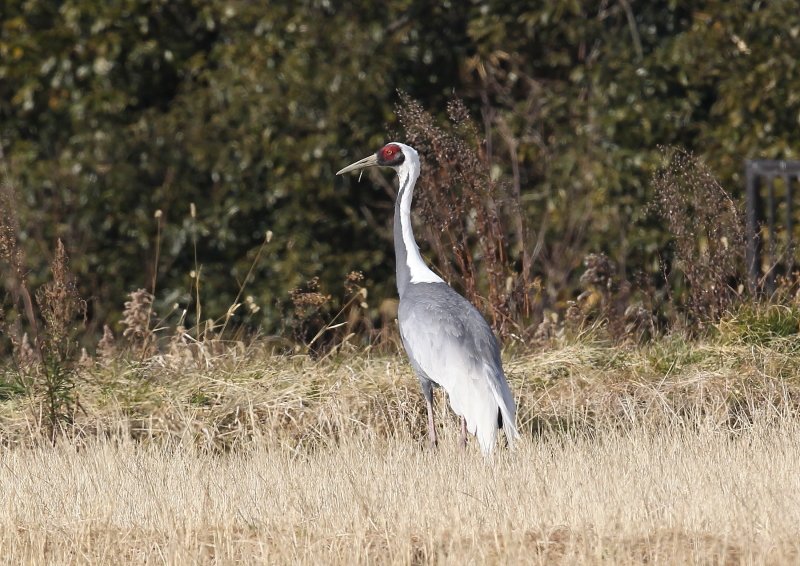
1, 420, 799, 564
1, 336, 800, 563
2, 333, 799, 449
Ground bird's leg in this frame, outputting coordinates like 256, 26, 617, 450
460, 416, 468, 449
420, 378, 437, 448
426, 395, 437, 448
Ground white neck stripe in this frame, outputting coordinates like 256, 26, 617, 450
396, 155, 444, 286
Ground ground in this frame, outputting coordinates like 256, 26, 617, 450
1, 335, 799, 564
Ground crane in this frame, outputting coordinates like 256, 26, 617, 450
337, 142, 519, 454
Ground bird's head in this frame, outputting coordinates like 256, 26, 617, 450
336, 143, 418, 175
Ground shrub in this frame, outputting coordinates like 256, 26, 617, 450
653, 148, 745, 328
396, 94, 535, 340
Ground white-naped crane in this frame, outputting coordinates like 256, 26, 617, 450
337, 142, 519, 454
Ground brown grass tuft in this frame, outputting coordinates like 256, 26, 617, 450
13, 333, 37, 371
35, 239, 85, 358
396, 93, 534, 340
121, 288, 155, 355
288, 277, 333, 347
96, 324, 116, 362
653, 148, 745, 327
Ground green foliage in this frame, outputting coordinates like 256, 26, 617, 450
0, 371, 26, 401
465, 1, 799, 303
2, 1, 799, 340
719, 304, 800, 345
646, 334, 710, 375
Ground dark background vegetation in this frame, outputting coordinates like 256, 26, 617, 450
2, 0, 799, 348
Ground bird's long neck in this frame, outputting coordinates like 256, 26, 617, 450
394, 161, 443, 298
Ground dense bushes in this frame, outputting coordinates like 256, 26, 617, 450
1, 1, 799, 345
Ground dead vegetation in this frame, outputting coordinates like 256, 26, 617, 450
1, 407, 799, 565
653, 147, 746, 327
397, 93, 534, 340
1, 331, 800, 451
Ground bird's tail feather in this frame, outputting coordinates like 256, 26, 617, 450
485, 363, 520, 449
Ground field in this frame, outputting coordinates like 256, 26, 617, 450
2, 333, 800, 565
3, 3, 797, 562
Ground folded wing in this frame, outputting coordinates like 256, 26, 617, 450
399, 283, 518, 454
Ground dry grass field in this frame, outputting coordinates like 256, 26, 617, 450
2, 336, 800, 564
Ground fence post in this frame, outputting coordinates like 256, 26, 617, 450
745, 159, 800, 295
745, 161, 761, 294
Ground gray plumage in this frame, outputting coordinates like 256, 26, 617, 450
399, 282, 518, 452
337, 142, 519, 454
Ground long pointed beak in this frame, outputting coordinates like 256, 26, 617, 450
336, 154, 379, 175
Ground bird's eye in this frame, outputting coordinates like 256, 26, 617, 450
380, 144, 402, 162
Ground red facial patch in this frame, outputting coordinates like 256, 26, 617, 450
380, 143, 401, 161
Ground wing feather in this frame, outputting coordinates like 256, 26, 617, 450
398, 283, 517, 453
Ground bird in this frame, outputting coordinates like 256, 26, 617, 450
337, 142, 519, 454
